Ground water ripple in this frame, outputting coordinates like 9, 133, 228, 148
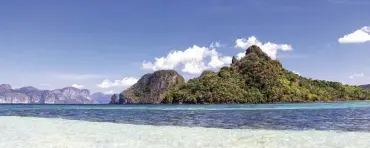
1, 102, 370, 132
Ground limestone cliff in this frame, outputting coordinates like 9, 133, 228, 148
0, 85, 93, 104
122, 70, 185, 104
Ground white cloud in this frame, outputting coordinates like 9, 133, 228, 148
235, 36, 293, 60
71, 84, 84, 89
208, 56, 232, 69
103, 90, 116, 95
142, 45, 232, 74
182, 60, 207, 74
97, 77, 138, 89
210, 42, 223, 48
349, 73, 364, 79
292, 71, 301, 75
142, 61, 155, 70
236, 52, 245, 60
338, 26, 370, 44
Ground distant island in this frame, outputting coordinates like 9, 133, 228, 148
111, 45, 370, 104
359, 84, 370, 89
0, 85, 110, 104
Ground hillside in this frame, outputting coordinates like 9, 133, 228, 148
122, 70, 185, 104
121, 45, 370, 104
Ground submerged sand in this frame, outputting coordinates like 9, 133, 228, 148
0, 116, 369, 148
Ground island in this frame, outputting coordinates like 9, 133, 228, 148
110, 45, 370, 104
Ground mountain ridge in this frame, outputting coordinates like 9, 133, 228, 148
0, 85, 110, 104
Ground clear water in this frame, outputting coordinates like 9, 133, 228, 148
1, 101, 370, 131
1, 101, 370, 148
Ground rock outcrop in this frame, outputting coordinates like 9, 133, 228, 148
122, 70, 185, 104
0, 85, 93, 104
91, 92, 111, 104
109, 94, 119, 104
0, 84, 12, 93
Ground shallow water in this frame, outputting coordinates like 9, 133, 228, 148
1, 102, 370, 147
1, 102, 370, 131
1, 116, 370, 148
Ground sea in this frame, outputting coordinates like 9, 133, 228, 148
1, 101, 370, 148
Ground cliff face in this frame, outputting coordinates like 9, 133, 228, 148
0, 85, 93, 104
109, 94, 119, 104
122, 70, 185, 104
0, 84, 12, 93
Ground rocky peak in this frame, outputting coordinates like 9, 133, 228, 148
54, 87, 90, 95
123, 70, 185, 104
0, 84, 12, 93
109, 94, 119, 104
231, 56, 238, 64
245, 45, 271, 60
17, 86, 39, 92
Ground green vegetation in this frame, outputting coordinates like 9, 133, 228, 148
123, 70, 185, 104
163, 45, 370, 104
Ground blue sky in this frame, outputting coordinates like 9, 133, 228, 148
0, 0, 369, 94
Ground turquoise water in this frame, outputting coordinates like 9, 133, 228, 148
1, 101, 370, 148
2, 101, 370, 110
1, 101, 370, 131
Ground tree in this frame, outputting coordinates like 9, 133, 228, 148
162, 45, 370, 104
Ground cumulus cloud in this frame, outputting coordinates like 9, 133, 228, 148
96, 77, 138, 89
209, 42, 223, 48
142, 45, 232, 74
71, 84, 84, 89
235, 36, 293, 60
349, 73, 364, 79
338, 26, 370, 44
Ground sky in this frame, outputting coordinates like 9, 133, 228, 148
0, 0, 369, 94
